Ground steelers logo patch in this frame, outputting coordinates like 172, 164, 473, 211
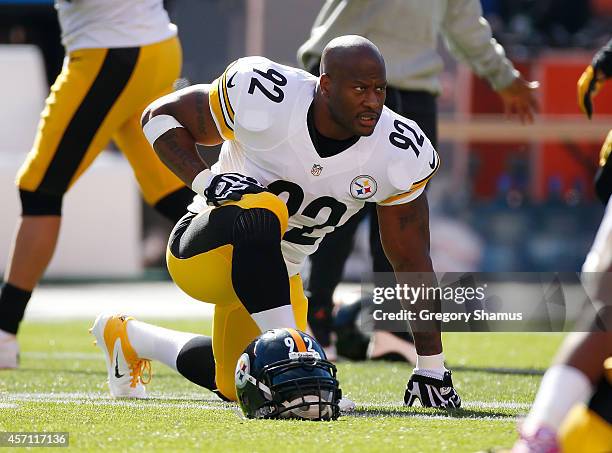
350, 175, 377, 200
235, 353, 250, 389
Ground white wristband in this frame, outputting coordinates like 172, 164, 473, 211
191, 169, 215, 197
143, 114, 184, 146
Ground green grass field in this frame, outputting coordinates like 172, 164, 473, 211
0, 320, 565, 452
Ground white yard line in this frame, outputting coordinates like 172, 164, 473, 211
8, 399, 231, 411
467, 400, 531, 410
352, 413, 514, 422
22, 352, 100, 360
3, 392, 219, 401
2, 392, 524, 420
2, 392, 232, 411
355, 401, 530, 410
0, 403, 18, 409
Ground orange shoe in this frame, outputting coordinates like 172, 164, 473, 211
90, 314, 151, 398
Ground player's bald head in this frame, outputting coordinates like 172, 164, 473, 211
320, 35, 385, 78
314, 35, 387, 139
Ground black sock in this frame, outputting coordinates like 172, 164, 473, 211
589, 376, 612, 424
0, 283, 32, 334
175, 335, 217, 392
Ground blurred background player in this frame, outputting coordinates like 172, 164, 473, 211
0, 0, 194, 369
512, 199, 612, 453
511, 39, 612, 453
297, 0, 539, 360
579, 37, 612, 205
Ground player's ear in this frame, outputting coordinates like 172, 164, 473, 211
320, 73, 332, 97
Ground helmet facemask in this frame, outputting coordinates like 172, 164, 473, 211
246, 357, 341, 420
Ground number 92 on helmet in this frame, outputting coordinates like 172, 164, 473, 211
234, 328, 342, 420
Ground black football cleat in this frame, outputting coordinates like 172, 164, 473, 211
404, 370, 461, 408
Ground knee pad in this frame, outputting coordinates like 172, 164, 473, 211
19, 189, 63, 216
250, 192, 289, 234
232, 208, 282, 247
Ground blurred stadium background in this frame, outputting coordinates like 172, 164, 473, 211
0, 0, 611, 285
1, 4, 610, 450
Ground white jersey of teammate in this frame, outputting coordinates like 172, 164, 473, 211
55, 0, 176, 53
192, 56, 439, 276
583, 198, 612, 273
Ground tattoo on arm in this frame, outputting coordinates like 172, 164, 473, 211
195, 91, 207, 135
399, 213, 416, 230
390, 197, 430, 261
156, 129, 203, 182
398, 198, 429, 239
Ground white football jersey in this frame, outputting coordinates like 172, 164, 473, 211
55, 0, 176, 52
192, 56, 439, 276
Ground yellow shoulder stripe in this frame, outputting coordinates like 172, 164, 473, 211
221, 67, 235, 122
209, 76, 234, 141
380, 180, 427, 205
380, 152, 441, 205
209, 61, 239, 141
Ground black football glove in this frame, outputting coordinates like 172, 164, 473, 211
577, 66, 600, 119
578, 39, 612, 119
203, 172, 267, 206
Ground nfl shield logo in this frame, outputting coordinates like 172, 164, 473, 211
311, 164, 323, 176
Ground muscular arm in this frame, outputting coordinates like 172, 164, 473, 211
141, 85, 223, 186
377, 194, 442, 355
377, 193, 432, 272
442, 0, 538, 123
